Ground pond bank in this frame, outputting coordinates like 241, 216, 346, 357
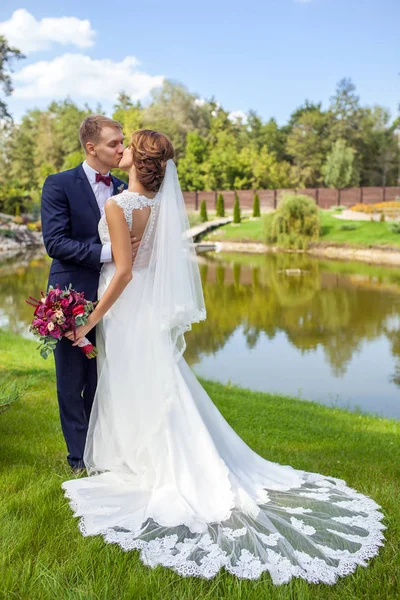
206, 240, 400, 267
0, 214, 44, 259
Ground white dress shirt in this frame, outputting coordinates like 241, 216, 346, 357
82, 160, 113, 263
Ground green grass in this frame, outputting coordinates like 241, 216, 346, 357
188, 211, 223, 228
203, 210, 400, 249
203, 217, 265, 243
1, 329, 399, 599
319, 211, 400, 248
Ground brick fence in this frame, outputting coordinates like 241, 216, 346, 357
183, 187, 400, 211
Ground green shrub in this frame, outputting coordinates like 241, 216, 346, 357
388, 222, 400, 234
233, 192, 241, 224
200, 199, 208, 222
0, 228, 17, 239
252, 192, 261, 217
265, 193, 320, 249
216, 193, 225, 217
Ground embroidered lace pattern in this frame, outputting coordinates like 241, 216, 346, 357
63, 473, 386, 585
98, 190, 158, 244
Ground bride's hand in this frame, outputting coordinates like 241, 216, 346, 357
64, 314, 97, 346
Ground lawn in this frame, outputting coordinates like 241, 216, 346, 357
203, 217, 265, 243
319, 211, 400, 248
0, 329, 399, 599
202, 210, 400, 249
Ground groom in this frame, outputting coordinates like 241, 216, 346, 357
41, 115, 139, 472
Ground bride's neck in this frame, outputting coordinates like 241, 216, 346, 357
127, 172, 155, 198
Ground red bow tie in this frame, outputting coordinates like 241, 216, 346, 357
95, 173, 112, 186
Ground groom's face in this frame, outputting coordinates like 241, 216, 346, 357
93, 126, 125, 169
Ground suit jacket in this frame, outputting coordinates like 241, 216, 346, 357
41, 163, 127, 301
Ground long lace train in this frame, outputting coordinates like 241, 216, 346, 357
62, 357, 386, 585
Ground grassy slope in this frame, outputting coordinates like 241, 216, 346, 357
203, 218, 265, 243
0, 329, 399, 599
319, 212, 400, 248
202, 211, 400, 248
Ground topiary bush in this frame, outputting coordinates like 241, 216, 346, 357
216, 193, 225, 217
200, 199, 208, 223
252, 192, 261, 217
265, 193, 320, 249
233, 192, 241, 224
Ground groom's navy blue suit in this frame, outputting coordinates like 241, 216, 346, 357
41, 163, 127, 469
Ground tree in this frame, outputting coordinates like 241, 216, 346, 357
177, 131, 208, 190
247, 111, 288, 161
62, 150, 85, 171
287, 100, 323, 129
112, 92, 143, 140
0, 35, 25, 120
203, 130, 240, 190
286, 109, 331, 187
216, 193, 225, 217
7, 111, 39, 191
142, 80, 212, 158
328, 78, 364, 173
50, 99, 90, 156
233, 192, 241, 223
200, 199, 208, 222
239, 145, 294, 189
323, 139, 360, 189
358, 106, 399, 186
252, 192, 261, 217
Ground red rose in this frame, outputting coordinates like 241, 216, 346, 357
72, 305, 85, 316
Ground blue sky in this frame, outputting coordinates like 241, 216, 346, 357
1, 1, 399, 124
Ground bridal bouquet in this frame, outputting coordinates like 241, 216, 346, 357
26, 284, 98, 359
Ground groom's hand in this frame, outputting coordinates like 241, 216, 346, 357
131, 236, 141, 264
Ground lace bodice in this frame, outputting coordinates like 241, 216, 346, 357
98, 190, 159, 244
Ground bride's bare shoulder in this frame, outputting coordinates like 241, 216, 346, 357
104, 196, 127, 219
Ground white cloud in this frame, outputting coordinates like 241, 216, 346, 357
0, 9, 95, 53
12, 53, 164, 102
228, 110, 248, 124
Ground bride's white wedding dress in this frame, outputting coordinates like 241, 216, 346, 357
62, 162, 385, 585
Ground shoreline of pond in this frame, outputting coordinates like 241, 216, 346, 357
4, 236, 400, 270
199, 240, 400, 267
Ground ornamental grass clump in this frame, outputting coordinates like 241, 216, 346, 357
265, 193, 320, 250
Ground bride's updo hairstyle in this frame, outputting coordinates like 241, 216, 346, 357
130, 129, 175, 193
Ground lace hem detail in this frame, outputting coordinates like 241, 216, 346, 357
62, 474, 386, 585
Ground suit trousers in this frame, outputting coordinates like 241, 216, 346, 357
53, 327, 97, 469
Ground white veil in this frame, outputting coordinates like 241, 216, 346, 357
142, 159, 206, 360
84, 159, 206, 475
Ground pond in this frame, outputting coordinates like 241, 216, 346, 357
1, 250, 400, 420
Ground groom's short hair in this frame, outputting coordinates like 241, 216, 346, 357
79, 115, 123, 151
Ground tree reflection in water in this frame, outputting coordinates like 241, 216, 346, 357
190, 252, 400, 386
2, 250, 400, 397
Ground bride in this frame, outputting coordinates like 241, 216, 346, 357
62, 129, 385, 584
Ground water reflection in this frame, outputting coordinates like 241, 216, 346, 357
1, 250, 400, 418
188, 252, 400, 418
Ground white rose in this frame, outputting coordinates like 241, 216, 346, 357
47, 322, 55, 331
